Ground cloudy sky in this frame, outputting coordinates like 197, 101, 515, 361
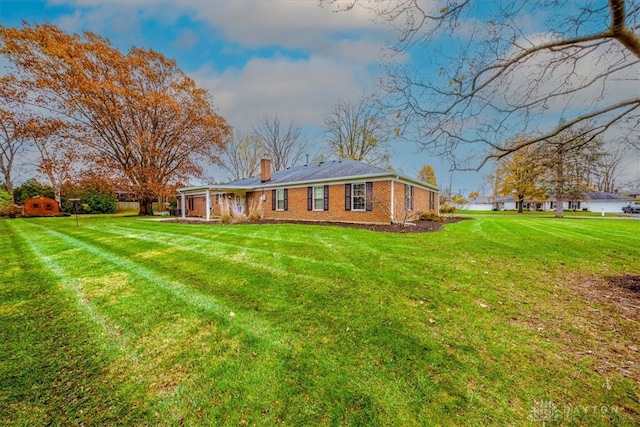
2, 0, 638, 192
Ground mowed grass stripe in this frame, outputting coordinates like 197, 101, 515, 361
8, 221, 130, 349
88, 222, 353, 276
0, 220, 152, 424
3, 220, 309, 424
77, 221, 456, 320
70, 222, 381, 327
8, 220, 288, 346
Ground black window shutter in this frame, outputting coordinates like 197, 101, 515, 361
323, 185, 329, 211
307, 187, 313, 211
345, 184, 351, 211
284, 189, 288, 211
271, 190, 276, 210
366, 181, 373, 211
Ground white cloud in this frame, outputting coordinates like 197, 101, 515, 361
192, 55, 370, 131
180, 0, 383, 48
172, 29, 199, 51
49, 0, 389, 59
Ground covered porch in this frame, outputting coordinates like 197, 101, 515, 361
178, 186, 249, 221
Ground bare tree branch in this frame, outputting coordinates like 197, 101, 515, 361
323, 96, 391, 166
324, 0, 640, 171
252, 115, 308, 171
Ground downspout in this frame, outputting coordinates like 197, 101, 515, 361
205, 189, 211, 222
390, 177, 396, 223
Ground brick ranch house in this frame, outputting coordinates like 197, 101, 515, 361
177, 159, 440, 224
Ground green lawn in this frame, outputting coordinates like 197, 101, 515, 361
1, 215, 639, 425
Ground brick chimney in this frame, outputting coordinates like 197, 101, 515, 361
260, 158, 271, 182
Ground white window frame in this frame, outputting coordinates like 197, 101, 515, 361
352, 183, 366, 211
313, 186, 324, 211
404, 184, 413, 210
276, 189, 286, 211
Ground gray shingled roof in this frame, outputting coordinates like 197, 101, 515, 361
225, 159, 394, 187
581, 189, 634, 200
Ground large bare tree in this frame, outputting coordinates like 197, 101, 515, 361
253, 115, 308, 171
0, 109, 27, 197
28, 118, 78, 203
0, 80, 31, 196
538, 128, 605, 217
220, 132, 264, 181
0, 23, 231, 215
326, 0, 640, 169
323, 97, 390, 166
592, 146, 626, 192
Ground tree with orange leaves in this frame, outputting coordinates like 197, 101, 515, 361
493, 136, 546, 213
417, 165, 437, 186
0, 23, 230, 215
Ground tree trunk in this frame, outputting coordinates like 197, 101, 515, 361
4, 179, 14, 201
138, 198, 154, 216
517, 195, 524, 213
555, 198, 564, 218
54, 185, 61, 204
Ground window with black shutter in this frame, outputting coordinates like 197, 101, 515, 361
274, 189, 287, 211
309, 186, 324, 210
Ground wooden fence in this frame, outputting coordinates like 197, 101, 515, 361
117, 200, 167, 213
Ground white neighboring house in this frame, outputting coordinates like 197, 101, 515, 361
581, 190, 637, 213
457, 196, 495, 211
496, 190, 636, 213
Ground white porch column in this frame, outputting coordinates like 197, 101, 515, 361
205, 189, 211, 222
181, 193, 186, 219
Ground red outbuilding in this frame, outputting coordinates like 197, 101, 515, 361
22, 196, 60, 216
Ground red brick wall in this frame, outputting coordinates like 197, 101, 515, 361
255, 181, 392, 224
185, 196, 207, 217
389, 181, 439, 221
413, 185, 439, 214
